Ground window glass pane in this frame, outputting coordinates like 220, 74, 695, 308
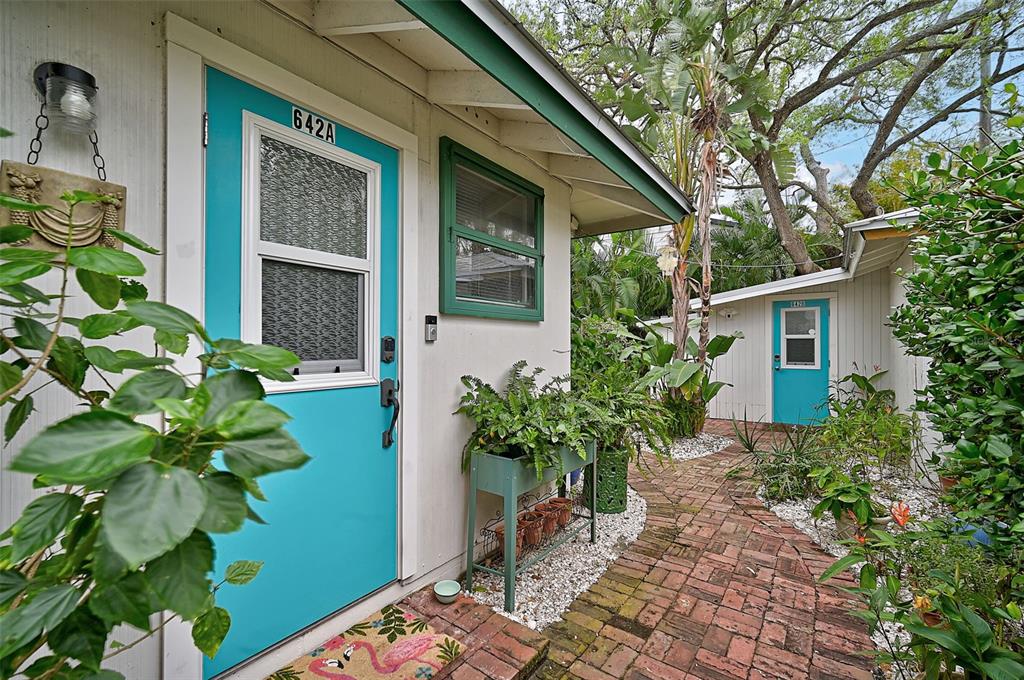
785, 338, 816, 366
455, 164, 537, 249
785, 309, 816, 335
261, 259, 362, 373
455, 238, 536, 307
260, 135, 368, 258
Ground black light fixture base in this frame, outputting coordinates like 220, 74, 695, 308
33, 61, 97, 98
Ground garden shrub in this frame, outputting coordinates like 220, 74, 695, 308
890, 131, 1024, 560
818, 369, 918, 476
0, 189, 308, 677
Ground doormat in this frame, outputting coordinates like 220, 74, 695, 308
266, 604, 463, 680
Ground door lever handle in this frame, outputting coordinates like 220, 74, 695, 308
380, 378, 400, 448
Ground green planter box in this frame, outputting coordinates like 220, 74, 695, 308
465, 441, 597, 612
472, 442, 596, 497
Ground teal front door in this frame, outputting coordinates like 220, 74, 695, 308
203, 67, 400, 677
772, 299, 829, 425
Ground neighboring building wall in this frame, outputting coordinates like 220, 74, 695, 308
888, 249, 943, 463
658, 268, 893, 422
0, 2, 570, 676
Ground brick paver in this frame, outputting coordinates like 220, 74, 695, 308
401, 419, 875, 679
400, 586, 549, 679
533, 419, 875, 680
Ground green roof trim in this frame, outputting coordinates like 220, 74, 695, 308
396, 0, 691, 223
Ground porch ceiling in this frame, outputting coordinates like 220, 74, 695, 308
264, 0, 690, 236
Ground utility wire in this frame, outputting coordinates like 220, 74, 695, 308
587, 240, 840, 268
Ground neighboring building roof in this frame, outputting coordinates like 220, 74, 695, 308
267, 0, 691, 235
647, 209, 921, 324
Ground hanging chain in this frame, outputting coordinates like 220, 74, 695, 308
25, 101, 106, 181
89, 130, 106, 181
26, 102, 48, 165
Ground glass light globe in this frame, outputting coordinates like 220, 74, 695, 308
45, 76, 96, 134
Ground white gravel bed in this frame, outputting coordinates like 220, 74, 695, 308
669, 432, 733, 461
470, 485, 647, 631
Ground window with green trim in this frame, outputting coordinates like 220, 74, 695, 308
440, 137, 544, 320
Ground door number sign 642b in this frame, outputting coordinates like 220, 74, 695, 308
292, 107, 335, 144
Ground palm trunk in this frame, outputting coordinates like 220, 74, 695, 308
696, 133, 716, 368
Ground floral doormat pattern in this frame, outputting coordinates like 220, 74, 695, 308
267, 605, 463, 680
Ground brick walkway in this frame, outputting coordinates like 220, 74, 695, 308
401, 419, 876, 680
532, 419, 875, 680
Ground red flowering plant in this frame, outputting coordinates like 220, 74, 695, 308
820, 503, 1024, 679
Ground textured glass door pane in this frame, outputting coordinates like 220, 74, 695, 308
784, 309, 816, 335
260, 135, 367, 258
785, 338, 816, 366
455, 238, 536, 306
455, 165, 537, 248
262, 259, 362, 373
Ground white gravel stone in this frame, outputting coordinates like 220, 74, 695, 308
470, 485, 647, 631
668, 433, 733, 461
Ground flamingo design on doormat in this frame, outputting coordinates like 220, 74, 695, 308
307, 633, 446, 678
268, 605, 462, 680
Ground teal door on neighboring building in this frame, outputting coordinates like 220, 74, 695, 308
771, 299, 829, 425
203, 67, 400, 677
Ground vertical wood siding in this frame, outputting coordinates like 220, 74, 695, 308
658, 269, 894, 422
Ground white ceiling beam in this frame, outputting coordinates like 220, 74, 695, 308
426, 71, 530, 109
548, 155, 629, 188
499, 121, 587, 156
572, 179, 664, 220
313, 0, 424, 36
574, 213, 670, 237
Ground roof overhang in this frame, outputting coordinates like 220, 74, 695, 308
641, 208, 923, 318
265, 0, 690, 235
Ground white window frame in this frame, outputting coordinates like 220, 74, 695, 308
780, 306, 820, 370
240, 111, 382, 392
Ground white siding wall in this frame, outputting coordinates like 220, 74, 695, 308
888, 250, 943, 462
660, 268, 894, 422
1, 2, 571, 677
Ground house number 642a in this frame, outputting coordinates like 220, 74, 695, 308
292, 107, 335, 144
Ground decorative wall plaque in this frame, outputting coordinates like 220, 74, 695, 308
0, 160, 126, 251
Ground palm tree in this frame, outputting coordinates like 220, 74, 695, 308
570, 230, 670, 319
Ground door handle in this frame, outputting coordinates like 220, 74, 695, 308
380, 378, 400, 448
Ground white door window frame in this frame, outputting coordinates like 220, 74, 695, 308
763, 292, 837, 423
779, 306, 820, 370
164, 13, 421, 678
241, 112, 382, 392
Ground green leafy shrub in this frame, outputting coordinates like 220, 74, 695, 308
808, 465, 879, 526
456, 361, 591, 479
570, 316, 671, 462
822, 514, 1024, 676
818, 370, 918, 475
889, 130, 1024, 555
0, 190, 308, 678
640, 325, 740, 437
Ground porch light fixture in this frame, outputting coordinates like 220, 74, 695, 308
34, 62, 97, 135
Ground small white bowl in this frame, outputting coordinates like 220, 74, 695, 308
433, 580, 460, 604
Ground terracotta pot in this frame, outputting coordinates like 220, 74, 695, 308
939, 475, 958, 492
535, 503, 560, 537
493, 522, 525, 559
521, 511, 546, 546
547, 497, 573, 527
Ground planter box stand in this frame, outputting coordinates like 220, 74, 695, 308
465, 442, 597, 612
